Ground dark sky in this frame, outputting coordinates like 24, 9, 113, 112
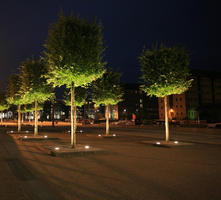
0, 0, 220, 88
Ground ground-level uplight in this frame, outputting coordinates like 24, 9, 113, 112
156, 142, 161, 145
84, 145, 90, 149
54, 147, 60, 151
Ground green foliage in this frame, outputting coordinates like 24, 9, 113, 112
0, 90, 9, 111
44, 13, 106, 88
20, 58, 54, 104
65, 86, 87, 107
92, 69, 123, 106
22, 104, 44, 113
139, 44, 193, 97
7, 74, 25, 105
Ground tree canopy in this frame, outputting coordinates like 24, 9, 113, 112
139, 44, 193, 97
44, 13, 105, 88
0, 90, 9, 111
20, 58, 54, 104
64, 86, 87, 107
92, 69, 123, 106
7, 74, 25, 105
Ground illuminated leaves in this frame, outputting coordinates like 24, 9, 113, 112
44, 13, 105, 88
0, 90, 9, 111
140, 44, 193, 97
64, 86, 87, 107
20, 58, 54, 104
92, 70, 123, 106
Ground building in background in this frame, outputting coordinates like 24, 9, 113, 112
158, 70, 221, 122
118, 83, 159, 121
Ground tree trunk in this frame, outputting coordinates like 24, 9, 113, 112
21, 113, 24, 123
71, 83, 76, 148
34, 100, 38, 136
18, 104, 21, 132
0, 111, 3, 124
105, 104, 110, 135
164, 96, 169, 142
51, 102, 55, 127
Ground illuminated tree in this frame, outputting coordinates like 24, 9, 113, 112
44, 13, 105, 148
92, 70, 123, 135
139, 44, 193, 142
20, 58, 54, 136
64, 86, 87, 107
0, 90, 9, 124
7, 74, 26, 132
20, 104, 43, 122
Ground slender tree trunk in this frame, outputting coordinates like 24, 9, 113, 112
21, 113, 24, 123
18, 104, 21, 132
0, 111, 3, 124
105, 104, 110, 135
51, 102, 55, 127
71, 83, 76, 148
164, 96, 169, 142
34, 100, 38, 136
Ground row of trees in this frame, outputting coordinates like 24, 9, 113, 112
0, 13, 123, 148
0, 12, 193, 146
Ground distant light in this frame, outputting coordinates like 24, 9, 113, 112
25, 130, 29, 133
113, 134, 116, 137
156, 142, 161, 145
24, 136, 27, 138
123, 109, 126, 112
80, 130, 83, 133
98, 134, 102, 137
55, 147, 60, 151
44, 135, 48, 138
10, 130, 14, 133
85, 145, 90, 149
174, 141, 179, 144
68, 130, 71, 133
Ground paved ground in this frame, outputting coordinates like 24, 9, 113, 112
0, 125, 221, 200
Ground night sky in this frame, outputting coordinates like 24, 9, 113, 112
0, 0, 220, 89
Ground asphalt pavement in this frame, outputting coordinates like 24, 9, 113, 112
0, 125, 221, 200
